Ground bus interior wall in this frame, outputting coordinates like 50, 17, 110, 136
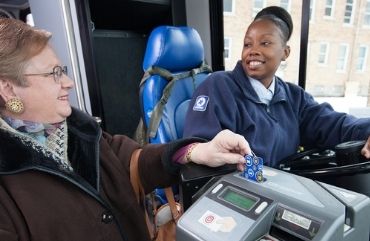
87, 0, 187, 137
92, 30, 146, 136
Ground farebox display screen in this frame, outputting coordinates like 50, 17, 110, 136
220, 188, 257, 211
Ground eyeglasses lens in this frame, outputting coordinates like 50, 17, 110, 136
53, 66, 67, 83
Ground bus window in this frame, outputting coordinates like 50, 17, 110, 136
307, 0, 370, 117
223, 0, 302, 85
223, 0, 370, 117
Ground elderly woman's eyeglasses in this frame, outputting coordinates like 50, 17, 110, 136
24, 65, 67, 83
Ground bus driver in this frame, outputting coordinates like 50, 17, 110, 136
183, 6, 370, 167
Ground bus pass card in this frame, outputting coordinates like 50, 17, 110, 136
242, 154, 264, 183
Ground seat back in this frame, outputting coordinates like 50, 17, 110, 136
140, 26, 211, 143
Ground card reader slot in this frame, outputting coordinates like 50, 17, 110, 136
269, 226, 305, 241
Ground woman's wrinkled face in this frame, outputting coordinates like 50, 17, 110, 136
12, 45, 74, 123
241, 19, 290, 87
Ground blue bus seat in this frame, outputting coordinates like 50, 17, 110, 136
139, 25, 211, 204
139, 25, 211, 144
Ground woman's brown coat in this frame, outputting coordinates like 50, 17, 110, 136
0, 108, 192, 241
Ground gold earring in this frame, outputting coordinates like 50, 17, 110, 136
5, 97, 24, 114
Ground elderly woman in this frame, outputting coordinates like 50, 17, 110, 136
0, 18, 250, 241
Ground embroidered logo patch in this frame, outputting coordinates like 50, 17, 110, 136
193, 95, 209, 111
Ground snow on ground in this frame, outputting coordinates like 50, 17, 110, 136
315, 96, 370, 117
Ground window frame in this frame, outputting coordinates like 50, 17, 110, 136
318, 42, 330, 65
364, 0, 370, 27
356, 45, 368, 72
280, 0, 291, 12
223, 0, 235, 15
324, 0, 336, 19
253, 0, 266, 17
309, 0, 316, 22
343, 0, 355, 25
336, 43, 349, 72
224, 37, 232, 60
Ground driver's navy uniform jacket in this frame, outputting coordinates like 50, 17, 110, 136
0, 108, 195, 241
183, 61, 370, 167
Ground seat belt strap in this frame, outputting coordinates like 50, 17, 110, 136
143, 63, 212, 140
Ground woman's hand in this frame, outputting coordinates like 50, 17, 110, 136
189, 129, 252, 171
361, 136, 370, 159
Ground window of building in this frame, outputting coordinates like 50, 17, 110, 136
224, 37, 231, 59
343, 0, 354, 24
364, 0, 370, 26
324, 0, 335, 18
336, 44, 349, 71
318, 43, 329, 64
253, 0, 265, 17
356, 46, 368, 71
223, 0, 234, 14
310, 0, 316, 22
280, 0, 291, 12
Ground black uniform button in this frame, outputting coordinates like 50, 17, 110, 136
101, 211, 114, 224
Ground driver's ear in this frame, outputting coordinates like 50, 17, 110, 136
282, 45, 291, 61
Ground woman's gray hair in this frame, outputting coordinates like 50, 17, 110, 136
0, 18, 51, 87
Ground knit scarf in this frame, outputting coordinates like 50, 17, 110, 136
0, 116, 73, 171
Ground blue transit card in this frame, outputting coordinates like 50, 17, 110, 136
242, 154, 264, 183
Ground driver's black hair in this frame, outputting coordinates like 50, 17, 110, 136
254, 6, 293, 42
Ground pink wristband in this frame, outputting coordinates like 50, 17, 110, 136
172, 143, 197, 164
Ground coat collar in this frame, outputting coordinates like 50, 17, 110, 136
0, 108, 102, 189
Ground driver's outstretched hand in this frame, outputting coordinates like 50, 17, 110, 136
361, 136, 370, 159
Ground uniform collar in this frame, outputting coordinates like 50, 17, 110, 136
233, 61, 287, 104
250, 76, 275, 105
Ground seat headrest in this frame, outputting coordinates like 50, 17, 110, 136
143, 26, 204, 72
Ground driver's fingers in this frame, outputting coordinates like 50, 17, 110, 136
361, 137, 370, 159
361, 145, 370, 159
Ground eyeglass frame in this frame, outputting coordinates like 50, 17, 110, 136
24, 65, 68, 83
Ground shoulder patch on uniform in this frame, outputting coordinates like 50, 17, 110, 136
193, 95, 209, 111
